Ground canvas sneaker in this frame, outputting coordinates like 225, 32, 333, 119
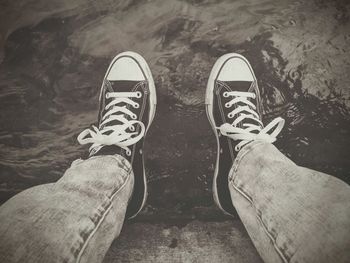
205, 53, 284, 215
78, 51, 156, 219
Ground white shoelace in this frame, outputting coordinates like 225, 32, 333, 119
77, 91, 144, 156
217, 91, 284, 151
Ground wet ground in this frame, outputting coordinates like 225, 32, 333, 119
0, 0, 349, 254
102, 221, 263, 263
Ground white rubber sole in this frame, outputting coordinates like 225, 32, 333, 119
205, 53, 257, 216
100, 51, 157, 219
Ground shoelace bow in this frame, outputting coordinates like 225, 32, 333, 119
77, 91, 144, 156
218, 91, 284, 151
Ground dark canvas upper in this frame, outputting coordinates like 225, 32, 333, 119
208, 61, 263, 216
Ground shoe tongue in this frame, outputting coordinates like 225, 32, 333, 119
91, 80, 143, 157
222, 81, 261, 131
223, 81, 256, 106
107, 80, 141, 92
99, 80, 141, 130
223, 81, 252, 92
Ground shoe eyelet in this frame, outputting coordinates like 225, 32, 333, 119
132, 114, 137, 120
134, 103, 139, 108
225, 102, 230, 108
106, 93, 110, 99
136, 91, 142, 98
223, 92, 229, 97
235, 145, 241, 152
228, 113, 233, 118
129, 126, 135, 131
252, 94, 256, 99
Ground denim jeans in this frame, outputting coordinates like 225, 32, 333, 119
0, 155, 134, 263
0, 144, 349, 262
229, 142, 350, 263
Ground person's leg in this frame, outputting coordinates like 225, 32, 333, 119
229, 142, 350, 263
0, 155, 134, 263
0, 51, 157, 263
205, 53, 350, 263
